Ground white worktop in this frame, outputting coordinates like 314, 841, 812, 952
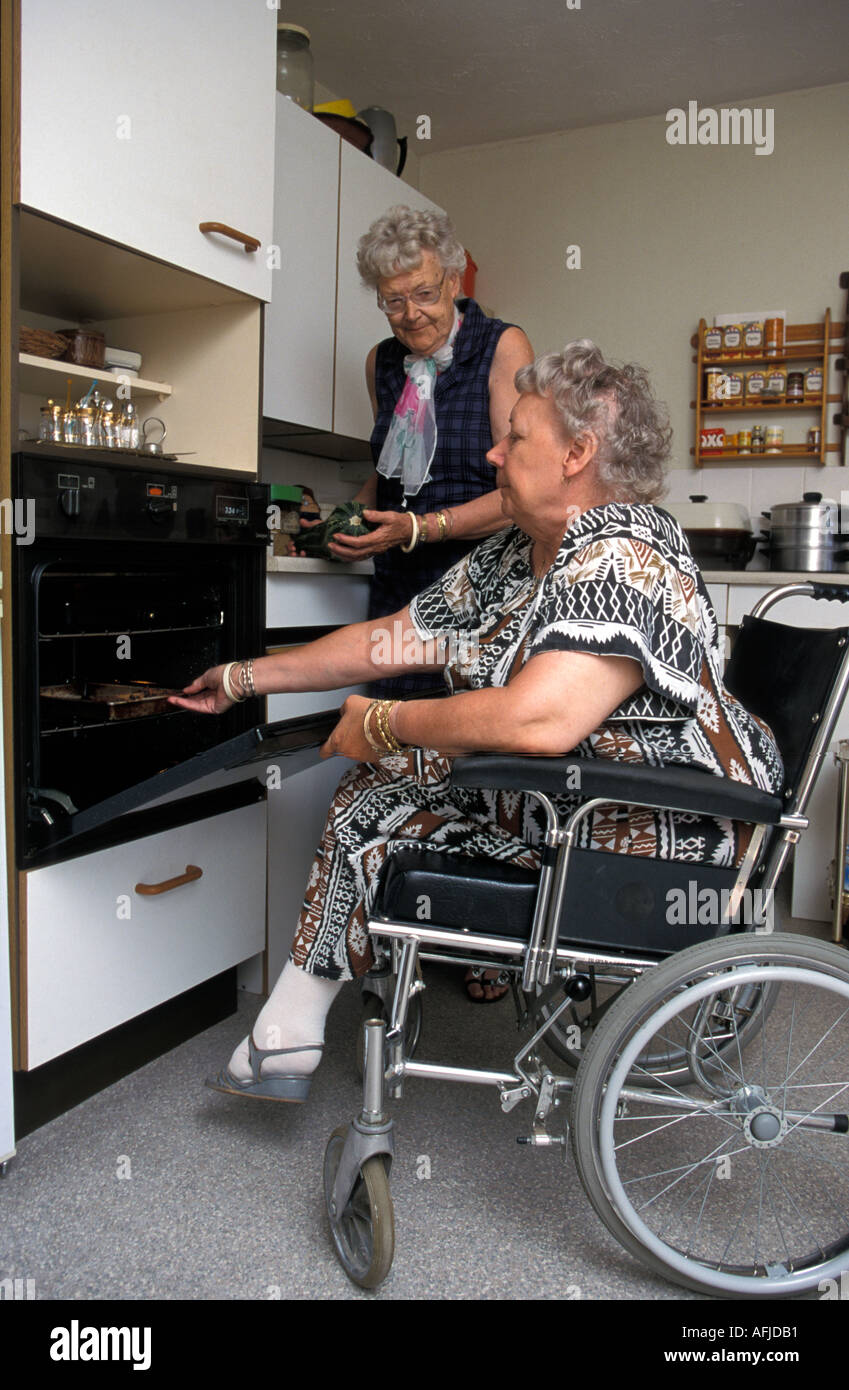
267, 556, 374, 576
702, 570, 849, 585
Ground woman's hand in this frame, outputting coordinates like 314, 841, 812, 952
167, 666, 233, 715
320, 694, 378, 761
327, 508, 414, 561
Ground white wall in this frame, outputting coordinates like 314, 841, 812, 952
419, 83, 849, 516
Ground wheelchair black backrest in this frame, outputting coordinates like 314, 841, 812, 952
724, 612, 849, 805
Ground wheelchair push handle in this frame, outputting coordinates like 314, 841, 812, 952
811, 582, 849, 603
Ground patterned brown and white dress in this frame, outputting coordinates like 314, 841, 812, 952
291, 503, 784, 980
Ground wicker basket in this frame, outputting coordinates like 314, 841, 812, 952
58, 327, 106, 368
19, 325, 68, 360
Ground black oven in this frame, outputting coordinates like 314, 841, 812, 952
12, 450, 278, 867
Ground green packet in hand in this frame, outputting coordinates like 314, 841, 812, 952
296, 500, 377, 561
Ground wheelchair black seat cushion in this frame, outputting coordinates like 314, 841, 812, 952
374, 845, 752, 958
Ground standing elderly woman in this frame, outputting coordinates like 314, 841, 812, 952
173, 342, 783, 1101
328, 205, 534, 682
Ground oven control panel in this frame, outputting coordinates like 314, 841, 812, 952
14, 453, 270, 545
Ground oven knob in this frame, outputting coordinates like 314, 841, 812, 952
147, 499, 173, 521
59, 488, 80, 517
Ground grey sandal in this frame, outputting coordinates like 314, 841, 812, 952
205, 1036, 324, 1103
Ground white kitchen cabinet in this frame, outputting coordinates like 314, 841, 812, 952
263, 99, 339, 431
334, 143, 444, 439
23, 800, 267, 1069
20, 0, 276, 299
0, 592, 14, 1166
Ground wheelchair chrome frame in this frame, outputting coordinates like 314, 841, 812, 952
361, 583, 849, 1115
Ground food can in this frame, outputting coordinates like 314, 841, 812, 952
786, 371, 804, 402
743, 322, 764, 356
764, 318, 784, 357
737, 429, 752, 453
807, 427, 821, 453
745, 370, 766, 401
765, 426, 784, 454
703, 326, 723, 357
804, 367, 823, 400
722, 324, 743, 359
751, 424, 766, 454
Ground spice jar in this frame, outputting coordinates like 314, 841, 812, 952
722, 324, 743, 359
725, 372, 744, 403
743, 322, 764, 356
705, 367, 726, 403
703, 325, 723, 357
764, 368, 787, 403
807, 427, 822, 453
765, 426, 784, 454
745, 370, 766, 402
804, 367, 823, 400
786, 372, 804, 403
737, 428, 752, 454
751, 424, 766, 454
764, 318, 784, 357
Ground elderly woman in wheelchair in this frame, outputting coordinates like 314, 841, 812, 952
176, 341, 849, 1299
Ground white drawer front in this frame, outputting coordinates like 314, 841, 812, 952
266, 573, 372, 628
25, 801, 266, 1068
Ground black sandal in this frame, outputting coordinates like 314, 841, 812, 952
464, 967, 510, 1003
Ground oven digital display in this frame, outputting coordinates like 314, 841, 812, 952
216, 496, 249, 523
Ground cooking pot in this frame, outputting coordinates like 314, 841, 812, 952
760, 492, 849, 572
664, 495, 756, 570
357, 106, 407, 175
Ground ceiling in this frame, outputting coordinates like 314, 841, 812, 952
290, 0, 849, 154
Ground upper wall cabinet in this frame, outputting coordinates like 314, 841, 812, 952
334, 144, 443, 441
19, 0, 276, 300
263, 100, 339, 433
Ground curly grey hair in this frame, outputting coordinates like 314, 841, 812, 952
357, 205, 467, 289
514, 341, 671, 504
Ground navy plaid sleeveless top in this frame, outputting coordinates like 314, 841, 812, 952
369, 298, 512, 619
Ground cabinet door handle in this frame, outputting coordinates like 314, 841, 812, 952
135, 865, 203, 896
198, 221, 261, 253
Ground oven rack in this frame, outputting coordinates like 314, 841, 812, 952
38, 622, 224, 639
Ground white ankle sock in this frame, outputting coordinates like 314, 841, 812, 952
227, 959, 344, 1082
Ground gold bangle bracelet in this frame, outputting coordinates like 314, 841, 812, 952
435, 510, 447, 541
362, 701, 383, 754
419, 514, 429, 544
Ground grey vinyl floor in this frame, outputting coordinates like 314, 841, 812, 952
0, 883, 840, 1303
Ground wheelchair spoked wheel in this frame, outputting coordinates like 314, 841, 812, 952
356, 990, 423, 1079
571, 933, 849, 1299
323, 1126, 394, 1289
540, 964, 777, 1087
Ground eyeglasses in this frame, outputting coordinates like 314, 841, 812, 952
377, 272, 447, 316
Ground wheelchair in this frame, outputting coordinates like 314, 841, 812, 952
324, 582, 849, 1298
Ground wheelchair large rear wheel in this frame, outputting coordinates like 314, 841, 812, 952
571, 933, 849, 1298
324, 1126, 394, 1289
539, 963, 776, 1087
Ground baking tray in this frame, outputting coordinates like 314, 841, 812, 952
40, 680, 181, 722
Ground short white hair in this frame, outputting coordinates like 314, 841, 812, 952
357, 205, 467, 289
515, 341, 671, 504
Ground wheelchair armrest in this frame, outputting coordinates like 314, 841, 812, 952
449, 754, 785, 825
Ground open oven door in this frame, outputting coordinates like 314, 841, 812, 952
31, 709, 340, 864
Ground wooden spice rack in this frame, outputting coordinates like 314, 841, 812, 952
690, 312, 845, 465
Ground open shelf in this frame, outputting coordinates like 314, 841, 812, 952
18, 353, 171, 400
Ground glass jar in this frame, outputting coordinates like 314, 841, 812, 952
276, 23, 314, 111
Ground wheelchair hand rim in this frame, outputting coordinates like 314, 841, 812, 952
598, 963, 849, 1297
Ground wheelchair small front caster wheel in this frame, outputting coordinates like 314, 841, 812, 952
356, 991, 422, 1079
324, 1125, 394, 1289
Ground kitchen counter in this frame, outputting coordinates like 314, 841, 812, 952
701, 570, 849, 585
267, 556, 374, 575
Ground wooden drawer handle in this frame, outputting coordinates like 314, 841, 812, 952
198, 221, 260, 253
135, 865, 203, 896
